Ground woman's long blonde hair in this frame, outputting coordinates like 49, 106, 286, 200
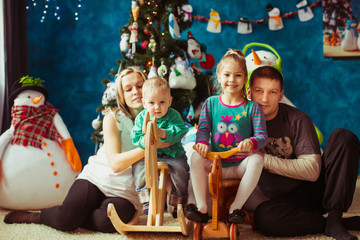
114, 67, 147, 119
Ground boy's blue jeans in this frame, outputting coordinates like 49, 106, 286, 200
132, 154, 189, 206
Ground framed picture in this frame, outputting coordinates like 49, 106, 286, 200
323, 0, 360, 58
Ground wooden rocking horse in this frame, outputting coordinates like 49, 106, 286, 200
107, 112, 190, 235
192, 147, 255, 240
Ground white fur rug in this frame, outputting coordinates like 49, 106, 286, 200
1, 179, 360, 240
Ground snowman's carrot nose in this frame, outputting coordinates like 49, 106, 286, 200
252, 49, 262, 65
32, 95, 43, 104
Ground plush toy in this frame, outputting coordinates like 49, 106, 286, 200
341, 19, 358, 51
0, 76, 81, 210
169, 57, 196, 90
207, 9, 221, 33
266, 4, 283, 31
243, 42, 323, 144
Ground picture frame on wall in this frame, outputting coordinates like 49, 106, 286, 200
322, 0, 360, 58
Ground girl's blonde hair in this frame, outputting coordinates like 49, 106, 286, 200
114, 67, 147, 119
215, 49, 248, 102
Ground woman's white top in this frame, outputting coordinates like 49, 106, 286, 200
77, 110, 141, 212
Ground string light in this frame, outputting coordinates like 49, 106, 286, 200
26, 0, 82, 23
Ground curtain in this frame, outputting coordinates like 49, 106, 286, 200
1, 0, 28, 134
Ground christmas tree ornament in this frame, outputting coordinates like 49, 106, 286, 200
102, 82, 117, 105
119, 32, 130, 52
296, 0, 314, 22
186, 104, 195, 122
237, 17, 252, 34
207, 9, 221, 33
341, 19, 358, 51
129, 21, 139, 53
169, 8, 180, 39
131, 0, 140, 22
148, 65, 159, 78
141, 40, 149, 49
199, 53, 215, 70
181, 4, 193, 22
148, 35, 156, 52
169, 57, 196, 90
157, 61, 168, 77
266, 4, 283, 31
187, 31, 202, 59
91, 114, 102, 130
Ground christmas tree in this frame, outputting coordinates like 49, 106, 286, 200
91, 0, 215, 145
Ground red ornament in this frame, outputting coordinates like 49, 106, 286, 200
141, 40, 149, 49
144, 28, 150, 35
199, 53, 215, 69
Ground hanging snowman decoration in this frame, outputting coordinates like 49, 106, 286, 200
187, 31, 202, 59
181, 4, 193, 22
187, 31, 215, 70
148, 65, 159, 79
266, 4, 283, 31
119, 32, 130, 53
296, 0, 314, 22
207, 9, 221, 33
341, 19, 358, 51
169, 57, 196, 90
0, 76, 81, 210
237, 17, 252, 34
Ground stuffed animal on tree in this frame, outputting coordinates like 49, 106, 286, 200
0, 76, 81, 210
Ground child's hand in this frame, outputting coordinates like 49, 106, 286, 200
195, 143, 209, 158
237, 139, 254, 152
157, 128, 167, 139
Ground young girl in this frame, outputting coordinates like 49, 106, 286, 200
4, 67, 172, 233
185, 49, 268, 224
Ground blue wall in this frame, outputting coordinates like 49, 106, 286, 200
27, 1, 360, 166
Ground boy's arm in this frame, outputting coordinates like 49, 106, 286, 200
161, 109, 188, 143
130, 112, 146, 149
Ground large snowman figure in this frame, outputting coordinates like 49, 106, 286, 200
0, 76, 82, 210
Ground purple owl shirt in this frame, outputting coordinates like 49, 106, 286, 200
196, 95, 268, 167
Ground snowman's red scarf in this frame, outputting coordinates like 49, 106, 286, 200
10, 102, 62, 149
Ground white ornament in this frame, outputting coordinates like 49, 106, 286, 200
91, 115, 102, 130
296, 0, 314, 22
120, 32, 130, 52
181, 4, 193, 22
187, 31, 202, 59
341, 19, 358, 51
237, 17, 252, 34
169, 57, 196, 90
102, 82, 117, 105
207, 9, 221, 33
267, 5, 283, 31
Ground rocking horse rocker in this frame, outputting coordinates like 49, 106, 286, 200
191, 147, 255, 240
107, 112, 190, 236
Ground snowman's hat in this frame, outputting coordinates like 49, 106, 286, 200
187, 31, 196, 41
266, 4, 274, 12
8, 76, 49, 105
